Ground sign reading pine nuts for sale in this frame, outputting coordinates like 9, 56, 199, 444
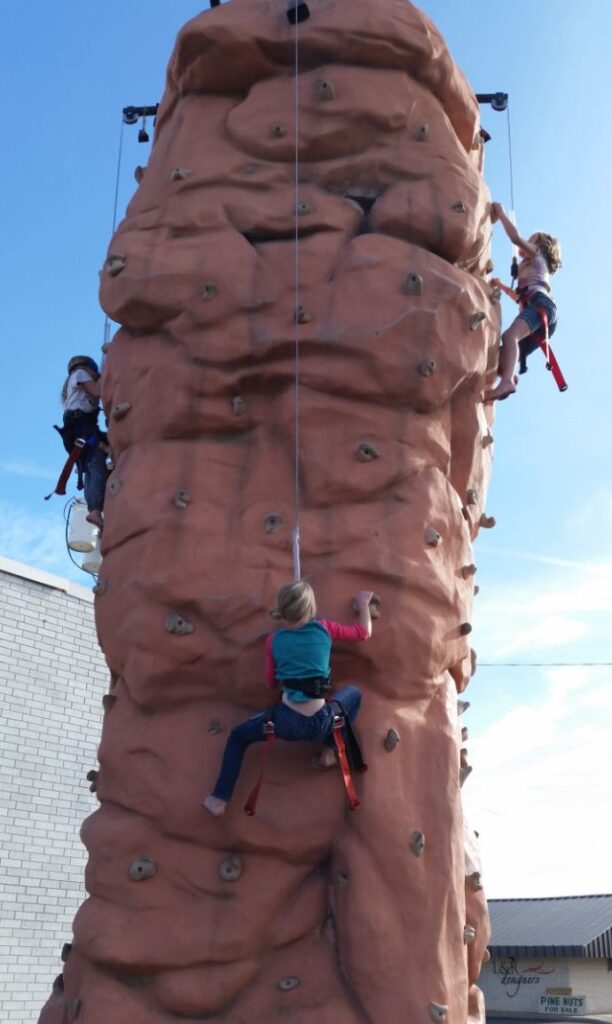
540, 994, 586, 1014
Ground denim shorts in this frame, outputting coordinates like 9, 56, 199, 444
518, 291, 557, 337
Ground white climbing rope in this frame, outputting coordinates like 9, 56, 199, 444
102, 117, 126, 351
291, 8, 302, 581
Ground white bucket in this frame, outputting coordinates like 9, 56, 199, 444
68, 500, 97, 553
82, 540, 102, 574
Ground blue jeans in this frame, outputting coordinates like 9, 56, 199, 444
211, 685, 362, 802
517, 291, 557, 338
82, 445, 108, 512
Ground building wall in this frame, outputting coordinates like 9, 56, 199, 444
0, 558, 106, 1024
481, 954, 612, 1016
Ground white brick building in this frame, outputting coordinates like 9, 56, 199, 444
0, 556, 106, 1024
483, 895, 612, 1022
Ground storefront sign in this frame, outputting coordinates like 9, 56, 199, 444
540, 994, 585, 1015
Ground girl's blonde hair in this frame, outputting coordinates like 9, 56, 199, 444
274, 580, 316, 623
534, 232, 563, 274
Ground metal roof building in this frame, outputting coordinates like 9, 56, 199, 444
488, 895, 612, 960
482, 896, 612, 1021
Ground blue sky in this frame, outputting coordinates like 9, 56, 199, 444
1, 1, 611, 897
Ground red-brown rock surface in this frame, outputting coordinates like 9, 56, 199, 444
40, 1, 497, 1021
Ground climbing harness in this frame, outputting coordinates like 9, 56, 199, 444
525, 308, 568, 392
493, 281, 568, 392
243, 698, 366, 817
45, 436, 89, 501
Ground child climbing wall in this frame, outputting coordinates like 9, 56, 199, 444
40, 2, 497, 1022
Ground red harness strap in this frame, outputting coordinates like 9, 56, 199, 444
535, 309, 568, 392
244, 721, 275, 816
44, 439, 86, 501
331, 713, 360, 811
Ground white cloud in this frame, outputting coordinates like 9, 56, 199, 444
464, 666, 612, 897
0, 499, 74, 577
0, 460, 53, 482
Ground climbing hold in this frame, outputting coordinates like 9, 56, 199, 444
482, 949, 491, 965
164, 612, 195, 635
93, 578, 107, 597
459, 622, 472, 637
86, 770, 98, 783
485, 258, 494, 274
265, 514, 283, 534
357, 442, 379, 462
314, 79, 335, 101
66, 999, 82, 1022
102, 694, 116, 712
352, 593, 380, 619
461, 726, 469, 742
202, 282, 219, 302
470, 649, 477, 677
173, 490, 191, 510
170, 167, 191, 181
384, 729, 400, 752
337, 872, 349, 887
464, 925, 476, 944
232, 396, 246, 416
461, 506, 470, 521
418, 359, 436, 378
461, 564, 477, 579
111, 401, 132, 421
474, 585, 480, 595
429, 1002, 449, 1023
105, 253, 126, 276
108, 478, 121, 496
295, 305, 312, 324
457, 699, 470, 716
425, 527, 442, 547
419, 358, 438, 378
128, 857, 157, 882
482, 434, 494, 449
61, 942, 72, 963
402, 272, 424, 296
469, 312, 486, 331
479, 513, 496, 529
52, 974, 65, 993
219, 855, 242, 883
287, 1, 310, 24
468, 871, 483, 892
452, 200, 466, 212
413, 123, 429, 141
296, 201, 312, 216
278, 976, 301, 992
466, 488, 478, 506
134, 166, 145, 184
271, 124, 286, 138
208, 720, 225, 735
410, 831, 426, 857
86, 769, 98, 793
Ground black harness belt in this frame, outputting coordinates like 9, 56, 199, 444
279, 676, 332, 698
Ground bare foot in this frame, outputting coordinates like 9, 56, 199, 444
86, 510, 104, 529
202, 794, 227, 817
484, 377, 517, 403
312, 747, 338, 771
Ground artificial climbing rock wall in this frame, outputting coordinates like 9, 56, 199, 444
40, 1, 497, 1021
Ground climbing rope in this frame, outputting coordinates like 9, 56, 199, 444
505, 102, 516, 215
291, 9, 302, 581
102, 118, 126, 351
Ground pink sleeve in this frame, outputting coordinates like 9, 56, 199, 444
319, 619, 369, 642
264, 634, 278, 687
